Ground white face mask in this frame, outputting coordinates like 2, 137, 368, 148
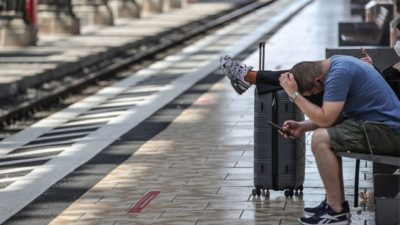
394, 40, 400, 57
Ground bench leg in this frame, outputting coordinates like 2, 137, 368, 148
373, 162, 400, 225
375, 197, 400, 225
354, 159, 360, 208
373, 162, 400, 197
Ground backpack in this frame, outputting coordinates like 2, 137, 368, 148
382, 66, 400, 99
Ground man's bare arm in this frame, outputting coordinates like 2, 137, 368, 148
293, 95, 344, 127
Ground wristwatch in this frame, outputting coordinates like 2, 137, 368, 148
289, 91, 300, 102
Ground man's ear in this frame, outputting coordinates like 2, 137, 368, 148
314, 76, 324, 87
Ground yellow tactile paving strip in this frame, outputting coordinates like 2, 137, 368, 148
50, 79, 374, 225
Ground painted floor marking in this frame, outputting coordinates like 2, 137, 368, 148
128, 191, 161, 213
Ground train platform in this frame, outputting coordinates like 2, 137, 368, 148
0, 0, 379, 224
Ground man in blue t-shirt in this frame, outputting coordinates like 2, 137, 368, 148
279, 55, 400, 225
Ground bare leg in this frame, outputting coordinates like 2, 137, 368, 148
244, 71, 257, 84
311, 128, 344, 212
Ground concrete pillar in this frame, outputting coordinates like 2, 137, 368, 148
92, 3, 114, 25
140, 0, 157, 15
37, 1, 80, 35
73, 0, 114, 26
141, 0, 170, 13
38, 13, 80, 35
109, 0, 141, 18
0, 19, 37, 47
170, 0, 187, 8
161, 0, 171, 12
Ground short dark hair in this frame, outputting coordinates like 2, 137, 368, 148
290, 61, 322, 93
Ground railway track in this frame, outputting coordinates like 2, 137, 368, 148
0, 0, 274, 140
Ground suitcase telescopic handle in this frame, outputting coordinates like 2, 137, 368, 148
259, 42, 265, 71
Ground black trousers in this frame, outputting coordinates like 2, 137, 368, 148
255, 70, 323, 106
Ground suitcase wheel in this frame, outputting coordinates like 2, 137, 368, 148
252, 188, 270, 198
262, 189, 270, 197
252, 188, 262, 196
284, 189, 294, 198
295, 185, 304, 197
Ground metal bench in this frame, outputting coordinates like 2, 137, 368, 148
337, 121, 399, 225
338, 6, 392, 46
336, 121, 400, 203
350, 0, 369, 16
337, 152, 400, 167
326, 46, 397, 73
38, 0, 76, 16
337, 154, 399, 224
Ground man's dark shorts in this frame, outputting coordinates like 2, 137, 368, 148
327, 120, 400, 156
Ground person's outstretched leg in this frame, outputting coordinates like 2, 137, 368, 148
219, 55, 286, 95
255, 70, 288, 94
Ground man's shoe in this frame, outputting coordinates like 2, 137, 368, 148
303, 200, 327, 217
342, 201, 351, 219
304, 200, 351, 219
219, 55, 253, 95
299, 204, 351, 225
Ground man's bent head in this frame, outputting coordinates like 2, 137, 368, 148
290, 61, 324, 96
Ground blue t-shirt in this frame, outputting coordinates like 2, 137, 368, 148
324, 55, 400, 131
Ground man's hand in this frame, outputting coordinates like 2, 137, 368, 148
360, 48, 373, 65
279, 72, 298, 96
280, 120, 305, 139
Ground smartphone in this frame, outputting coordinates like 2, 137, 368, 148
267, 121, 290, 135
361, 48, 369, 57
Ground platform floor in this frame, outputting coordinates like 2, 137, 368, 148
45, 0, 375, 224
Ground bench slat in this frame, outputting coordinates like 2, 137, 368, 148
337, 152, 400, 167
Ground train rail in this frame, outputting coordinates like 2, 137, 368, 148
0, 0, 274, 139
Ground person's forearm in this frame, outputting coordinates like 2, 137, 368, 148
293, 95, 333, 127
299, 120, 319, 131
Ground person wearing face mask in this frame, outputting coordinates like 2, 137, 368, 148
382, 37, 400, 97
360, 22, 400, 99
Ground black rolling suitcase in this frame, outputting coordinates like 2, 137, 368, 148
252, 42, 305, 197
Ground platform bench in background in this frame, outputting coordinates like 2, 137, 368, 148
338, 6, 392, 46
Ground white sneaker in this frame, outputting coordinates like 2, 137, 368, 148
219, 55, 253, 95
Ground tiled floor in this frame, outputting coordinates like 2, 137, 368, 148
49, 0, 375, 224
49, 79, 374, 225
